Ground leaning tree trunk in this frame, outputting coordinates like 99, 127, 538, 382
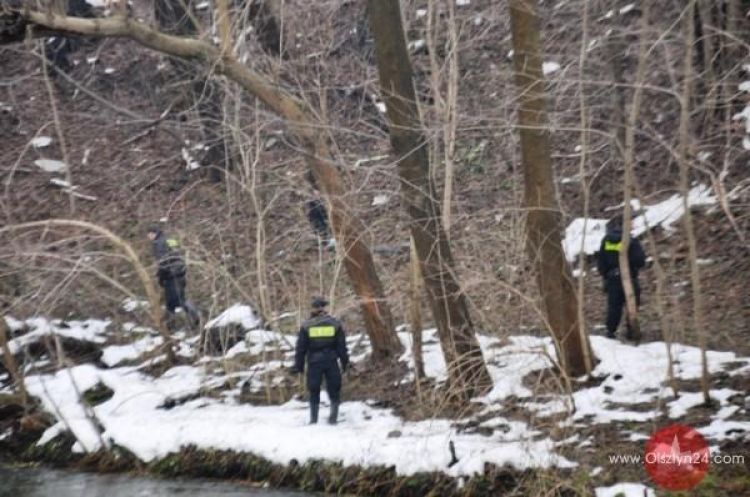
509, 0, 592, 377
367, 0, 492, 398
0, 9, 402, 359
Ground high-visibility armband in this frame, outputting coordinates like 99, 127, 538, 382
309, 325, 336, 338
166, 238, 180, 248
604, 240, 622, 252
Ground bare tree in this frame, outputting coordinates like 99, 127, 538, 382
0, 7, 403, 359
679, 0, 710, 404
508, 0, 592, 377
367, 0, 492, 398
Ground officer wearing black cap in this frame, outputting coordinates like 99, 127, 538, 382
292, 297, 349, 424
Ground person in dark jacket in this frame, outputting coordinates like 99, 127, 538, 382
292, 297, 349, 425
596, 219, 647, 339
146, 225, 200, 330
306, 190, 334, 247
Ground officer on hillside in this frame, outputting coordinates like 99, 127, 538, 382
146, 225, 201, 330
596, 218, 647, 339
292, 297, 349, 425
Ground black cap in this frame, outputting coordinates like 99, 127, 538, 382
146, 223, 162, 235
311, 296, 329, 309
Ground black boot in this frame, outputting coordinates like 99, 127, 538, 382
328, 402, 339, 425
309, 402, 319, 424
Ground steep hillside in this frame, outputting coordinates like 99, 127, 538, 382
1, 0, 748, 353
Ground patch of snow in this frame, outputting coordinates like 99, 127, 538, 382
473, 16, 482, 25
733, 105, 750, 134
182, 148, 201, 171
698, 151, 712, 162
507, 50, 514, 59
102, 335, 164, 367
1, 318, 111, 355
205, 304, 261, 331
667, 388, 737, 418
375, 102, 387, 113
122, 298, 149, 313
104, 67, 115, 74
416, 8, 427, 18
739, 81, 750, 93
699, 419, 750, 441
563, 184, 717, 262
542, 61, 561, 75
196, 1, 210, 10
456, 0, 470, 6
619, 3, 636, 14
408, 39, 426, 52
595, 483, 655, 497
50, 178, 72, 188
631, 184, 717, 236
31, 136, 52, 148
562, 218, 609, 263
34, 159, 67, 173
26, 354, 574, 475
3, 316, 25, 332
372, 194, 390, 206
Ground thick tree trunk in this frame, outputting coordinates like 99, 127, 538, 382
1, 10, 402, 359
509, 0, 592, 377
367, 0, 492, 398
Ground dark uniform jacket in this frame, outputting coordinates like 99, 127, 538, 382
151, 231, 187, 283
294, 314, 349, 372
596, 229, 646, 280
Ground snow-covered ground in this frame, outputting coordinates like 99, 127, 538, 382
2, 309, 749, 490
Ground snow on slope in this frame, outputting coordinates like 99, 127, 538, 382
7, 307, 747, 480
563, 183, 717, 262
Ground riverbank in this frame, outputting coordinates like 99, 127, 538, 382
2, 307, 749, 496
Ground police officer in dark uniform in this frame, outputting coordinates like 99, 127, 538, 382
146, 225, 200, 330
292, 297, 349, 424
596, 219, 647, 339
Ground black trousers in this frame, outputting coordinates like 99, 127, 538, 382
162, 275, 199, 323
606, 277, 641, 335
163, 275, 187, 314
307, 359, 341, 405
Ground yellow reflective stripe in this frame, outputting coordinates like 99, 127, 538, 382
309, 325, 336, 338
166, 238, 180, 248
604, 241, 622, 252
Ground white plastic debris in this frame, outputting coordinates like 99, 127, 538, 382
34, 159, 67, 173
542, 61, 561, 75
31, 136, 52, 148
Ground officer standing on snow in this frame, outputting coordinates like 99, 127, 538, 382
597, 218, 646, 339
292, 297, 349, 425
146, 225, 201, 330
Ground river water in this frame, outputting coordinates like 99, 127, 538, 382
0, 465, 310, 497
